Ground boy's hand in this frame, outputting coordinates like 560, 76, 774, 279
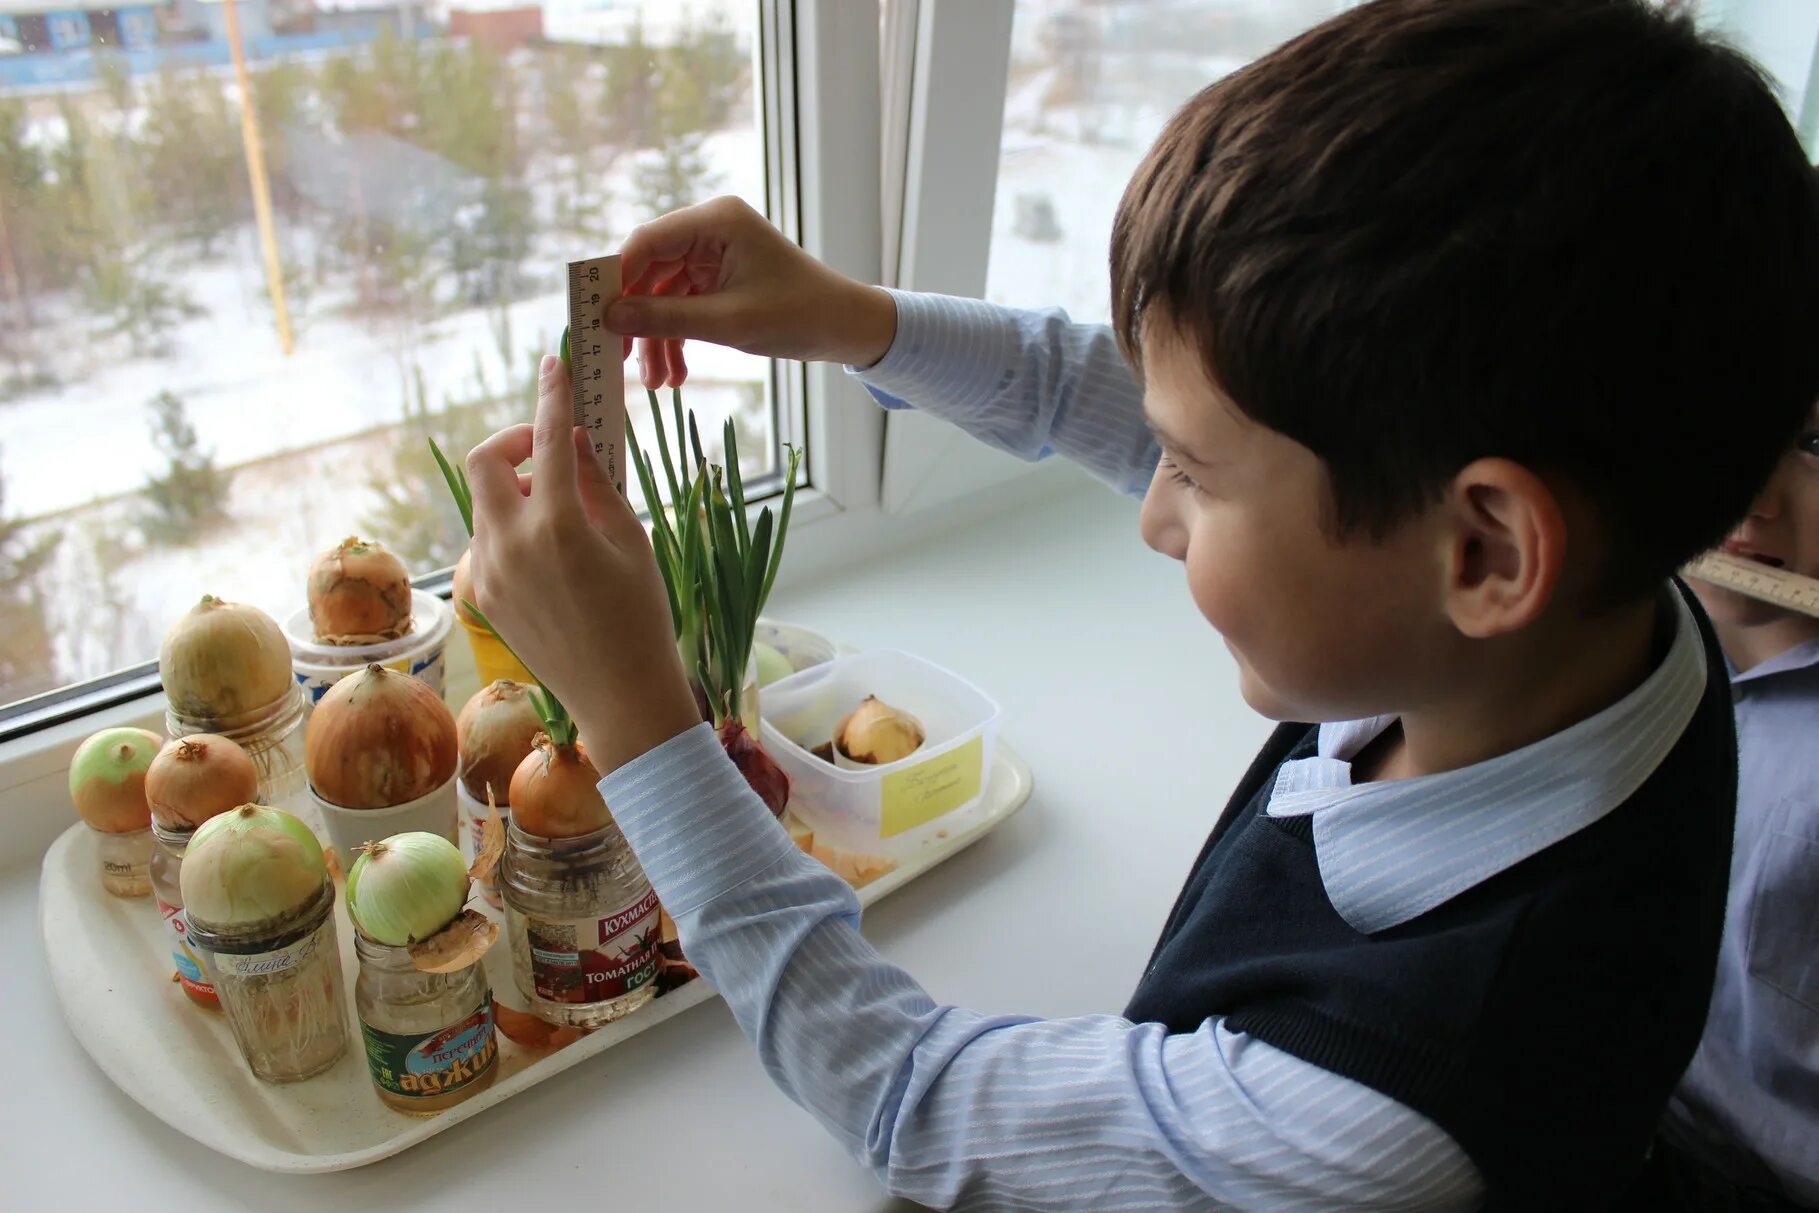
609, 195, 897, 389
465, 355, 701, 776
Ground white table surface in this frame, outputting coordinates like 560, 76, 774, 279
1, 483, 1272, 1213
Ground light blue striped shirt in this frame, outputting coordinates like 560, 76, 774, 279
1666, 638, 1819, 1203
598, 291, 1708, 1210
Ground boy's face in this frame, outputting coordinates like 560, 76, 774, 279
1692, 406, 1819, 644
1137, 325, 1448, 723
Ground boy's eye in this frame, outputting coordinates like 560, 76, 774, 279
1161, 455, 1202, 493
1798, 430, 1819, 459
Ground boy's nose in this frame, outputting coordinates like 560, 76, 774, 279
1140, 472, 1189, 561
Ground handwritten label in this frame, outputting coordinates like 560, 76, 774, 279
880, 736, 984, 838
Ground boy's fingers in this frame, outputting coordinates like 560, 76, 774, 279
618, 194, 749, 286
607, 287, 743, 346
531, 354, 578, 509
467, 424, 534, 520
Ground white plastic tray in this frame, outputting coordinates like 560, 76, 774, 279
39, 741, 1032, 1173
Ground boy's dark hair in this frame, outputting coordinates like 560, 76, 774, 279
1111, 0, 1819, 603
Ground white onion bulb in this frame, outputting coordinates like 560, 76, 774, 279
346, 832, 469, 946
180, 804, 327, 931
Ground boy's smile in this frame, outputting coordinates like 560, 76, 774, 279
1691, 405, 1819, 669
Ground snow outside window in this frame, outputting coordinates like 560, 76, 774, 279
0, 0, 785, 718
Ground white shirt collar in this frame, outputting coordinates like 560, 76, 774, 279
1265, 586, 1709, 934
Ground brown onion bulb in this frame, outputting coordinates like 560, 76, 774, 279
451, 548, 484, 627
456, 680, 542, 804
509, 737, 611, 838
306, 664, 457, 809
146, 734, 260, 830
160, 596, 293, 725
308, 536, 413, 643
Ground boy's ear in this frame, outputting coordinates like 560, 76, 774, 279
1438, 458, 1566, 639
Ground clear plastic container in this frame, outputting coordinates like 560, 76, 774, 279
187, 880, 350, 1083
284, 590, 454, 708
758, 649, 1000, 857
94, 826, 153, 898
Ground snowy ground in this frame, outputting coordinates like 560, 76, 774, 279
4, 122, 771, 697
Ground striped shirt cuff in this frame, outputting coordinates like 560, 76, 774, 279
846, 289, 1022, 417
597, 722, 798, 917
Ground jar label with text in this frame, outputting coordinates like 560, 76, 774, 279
526, 887, 660, 1004
213, 925, 324, 980
360, 1004, 498, 1101
158, 899, 216, 998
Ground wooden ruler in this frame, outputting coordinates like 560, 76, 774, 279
1683, 551, 1819, 619
565, 255, 627, 495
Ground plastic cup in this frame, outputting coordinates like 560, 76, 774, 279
284, 590, 454, 709
457, 615, 535, 687
455, 781, 509, 909
311, 776, 459, 871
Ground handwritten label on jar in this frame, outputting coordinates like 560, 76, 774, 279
157, 899, 215, 998
213, 927, 324, 979
525, 888, 660, 1004
360, 1005, 498, 1101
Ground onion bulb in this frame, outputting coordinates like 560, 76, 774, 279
68, 727, 163, 832
347, 832, 469, 946
306, 664, 458, 809
180, 804, 326, 930
456, 680, 542, 804
721, 718, 789, 818
834, 696, 925, 765
450, 548, 483, 627
308, 536, 413, 644
160, 595, 294, 725
145, 733, 261, 831
509, 737, 611, 838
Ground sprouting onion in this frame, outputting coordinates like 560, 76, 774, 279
628, 385, 801, 816
347, 832, 470, 946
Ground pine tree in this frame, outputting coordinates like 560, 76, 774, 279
141, 391, 231, 544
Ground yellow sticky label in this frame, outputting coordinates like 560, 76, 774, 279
880, 736, 984, 838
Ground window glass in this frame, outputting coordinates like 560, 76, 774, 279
0, 0, 771, 709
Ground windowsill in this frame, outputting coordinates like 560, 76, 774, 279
5, 476, 1273, 1206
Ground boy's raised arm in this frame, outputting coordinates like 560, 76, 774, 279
606, 195, 1160, 501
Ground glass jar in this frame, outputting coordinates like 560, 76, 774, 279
166, 684, 309, 824
353, 932, 498, 1115
187, 880, 350, 1083
149, 822, 218, 1009
94, 826, 153, 898
500, 817, 660, 1028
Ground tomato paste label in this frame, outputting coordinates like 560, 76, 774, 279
360, 1004, 498, 1102
158, 898, 215, 998
525, 888, 660, 1004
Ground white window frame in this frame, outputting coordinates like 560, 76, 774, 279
877, 0, 1056, 517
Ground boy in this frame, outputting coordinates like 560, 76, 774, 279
1640, 413, 1819, 1210
463, 0, 1819, 1207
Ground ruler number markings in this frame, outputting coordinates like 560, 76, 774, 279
565, 255, 626, 497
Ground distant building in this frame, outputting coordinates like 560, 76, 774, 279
0, 0, 162, 53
